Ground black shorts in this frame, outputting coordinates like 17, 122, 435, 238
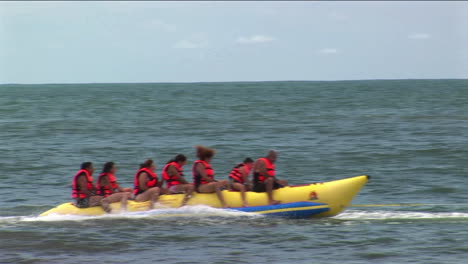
252, 181, 283, 193
74, 197, 90, 208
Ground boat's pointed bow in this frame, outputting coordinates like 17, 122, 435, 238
315, 175, 369, 217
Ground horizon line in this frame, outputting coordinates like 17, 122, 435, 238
1, 78, 467, 86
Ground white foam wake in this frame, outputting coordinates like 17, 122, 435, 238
14, 205, 261, 223
334, 210, 468, 220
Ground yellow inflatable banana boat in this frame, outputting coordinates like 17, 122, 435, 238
40, 175, 369, 218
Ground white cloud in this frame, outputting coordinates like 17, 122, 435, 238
257, 8, 278, 16
318, 48, 339, 54
329, 11, 348, 21
148, 19, 177, 32
408, 33, 431, 40
174, 40, 207, 49
236, 35, 275, 44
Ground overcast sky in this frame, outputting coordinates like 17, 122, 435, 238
1, 1, 467, 84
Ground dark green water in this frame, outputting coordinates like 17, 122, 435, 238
1, 80, 468, 263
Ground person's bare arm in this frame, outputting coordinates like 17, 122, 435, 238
196, 163, 214, 182
255, 160, 268, 176
115, 180, 132, 192
100, 175, 111, 191
168, 165, 188, 184
138, 172, 149, 191
157, 176, 164, 188
77, 174, 95, 196
240, 166, 251, 185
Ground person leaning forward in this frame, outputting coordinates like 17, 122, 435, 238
252, 150, 288, 205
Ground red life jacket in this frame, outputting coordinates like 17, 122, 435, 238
162, 161, 183, 188
254, 157, 275, 184
192, 160, 214, 187
133, 168, 158, 195
96, 172, 118, 197
71, 169, 94, 199
229, 163, 250, 184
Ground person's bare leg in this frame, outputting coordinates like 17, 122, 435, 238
88, 195, 103, 206
160, 187, 170, 195
96, 196, 111, 213
199, 182, 228, 208
214, 182, 228, 208
240, 185, 248, 207
232, 183, 248, 207
180, 184, 194, 207
148, 187, 160, 209
277, 179, 288, 186
219, 180, 229, 189
121, 192, 131, 211
265, 178, 280, 205
103, 192, 130, 212
135, 187, 160, 209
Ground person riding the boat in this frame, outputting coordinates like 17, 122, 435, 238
192, 145, 229, 208
162, 154, 194, 207
133, 159, 161, 210
252, 150, 288, 205
96, 162, 132, 211
228, 157, 254, 207
71, 162, 112, 213
97, 162, 133, 195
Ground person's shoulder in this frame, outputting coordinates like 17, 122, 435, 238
256, 158, 267, 164
77, 171, 87, 178
76, 173, 88, 183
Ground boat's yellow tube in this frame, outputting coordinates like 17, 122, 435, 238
39, 175, 369, 217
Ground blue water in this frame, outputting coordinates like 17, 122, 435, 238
1, 79, 467, 263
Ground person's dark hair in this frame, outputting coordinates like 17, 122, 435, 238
167, 154, 187, 164
175, 154, 187, 162
266, 150, 278, 158
102, 162, 115, 173
195, 145, 215, 160
243, 157, 254, 163
81, 162, 93, 170
140, 159, 154, 169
